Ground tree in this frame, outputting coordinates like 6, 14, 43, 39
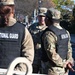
52, 0, 74, 11
15, 0, 55, 17
52, 0, 74, 19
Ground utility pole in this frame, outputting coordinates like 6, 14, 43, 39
38, 0, 42, 8
38, 0, 42, 14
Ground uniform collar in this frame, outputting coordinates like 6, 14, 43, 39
8, 17, 16, 26
53, 23, 63, 29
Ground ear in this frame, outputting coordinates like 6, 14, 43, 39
11, 8, 15, 17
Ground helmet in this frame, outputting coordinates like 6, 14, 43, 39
0, 0, 14, 5
46, 8, 61, 20
38, 7, 47, 16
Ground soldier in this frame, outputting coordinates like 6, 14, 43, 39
28, 7, 47, 73
41, 8, 74, 75
68, 6, 75, 34
60, 14, 72, 32
0, 0, 34, 72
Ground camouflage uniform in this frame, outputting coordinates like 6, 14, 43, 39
29, 22, 47, 73
41, 8, 74, 75
0, 0, 34, 72
28, 7, 47, 73
42, 25, 73, 75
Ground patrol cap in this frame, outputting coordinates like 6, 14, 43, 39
38, 7, 47, 16
46, 8, 61, 20
0, 0, 14, 6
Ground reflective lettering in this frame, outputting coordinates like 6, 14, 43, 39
0, 32, 19, 39
0, 33, 9, 38
9, 33, 18, 39
61, 34, 68, 39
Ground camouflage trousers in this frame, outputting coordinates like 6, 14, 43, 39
40, 61, 69, 75
48, 67, 69, 75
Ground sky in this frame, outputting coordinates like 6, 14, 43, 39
72, 0, 75, 3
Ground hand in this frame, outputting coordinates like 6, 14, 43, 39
67, 62, 75, 72
63, 60, 69, 68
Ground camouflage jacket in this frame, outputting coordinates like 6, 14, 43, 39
28, 22, 47, 65
42, 24, 73, 68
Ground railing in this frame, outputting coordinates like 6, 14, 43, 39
0, 57, 47, 75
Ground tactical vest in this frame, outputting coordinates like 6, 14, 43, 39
0, 22, 25, 68
41, 25, 69, 63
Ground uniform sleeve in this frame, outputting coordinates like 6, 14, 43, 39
66, 31, 74, 64
22, 28, 34, 64
15, 28, 34, 71
42, 31, 64, 67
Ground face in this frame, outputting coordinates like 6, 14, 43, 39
38, 15, 45, 25
45, 16, 49, 26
